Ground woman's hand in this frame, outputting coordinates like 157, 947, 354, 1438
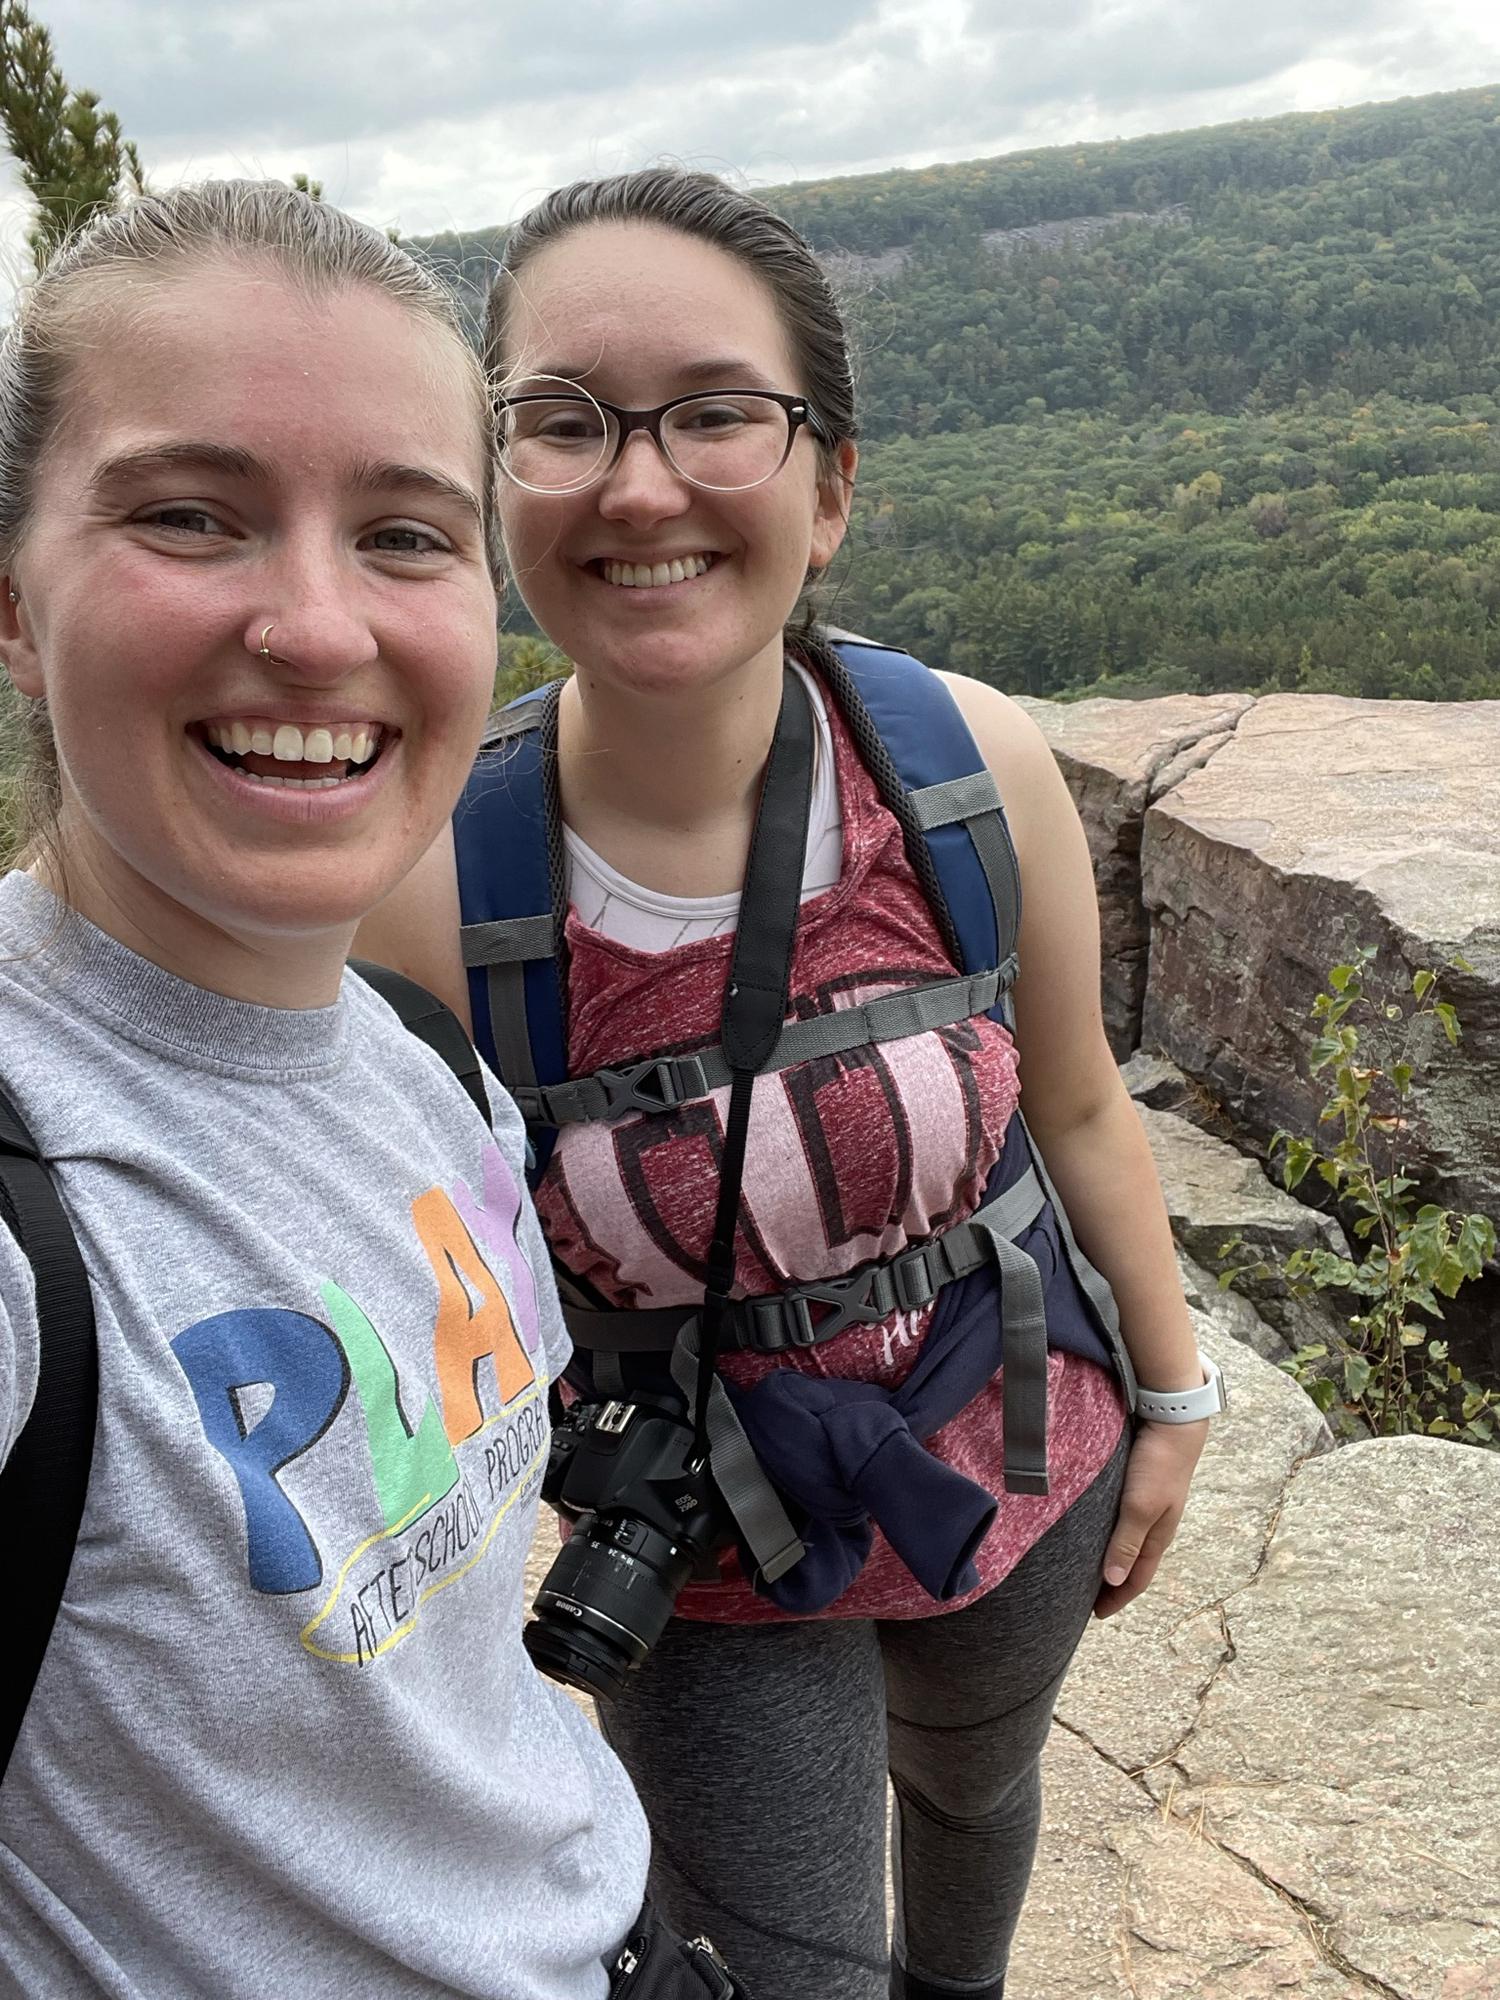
1093, 1418, 1208, 1619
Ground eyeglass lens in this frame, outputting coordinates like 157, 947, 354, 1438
500, 393, 794, 493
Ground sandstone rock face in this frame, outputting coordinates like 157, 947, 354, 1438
1136, 1100, 1353, 1359
1141, 694, 1500, 1232
1164, 1435, 1500, 1999
1016, 693, 1254, 1057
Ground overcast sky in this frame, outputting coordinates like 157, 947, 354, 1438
3, 0, 1499, 279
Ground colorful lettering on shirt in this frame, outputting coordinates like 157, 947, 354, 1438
173, 1306, 350, 1594
412, 1185, 534, 1442
171, 1142, 550, 1648
449, 1144, 542, 1356
320, 1279, 460, 1530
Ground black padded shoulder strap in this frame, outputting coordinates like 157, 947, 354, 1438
0, 1085, 98, 1784
349, 960, 493, 1128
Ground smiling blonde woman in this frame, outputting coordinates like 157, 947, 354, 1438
0, 180, 661, 2000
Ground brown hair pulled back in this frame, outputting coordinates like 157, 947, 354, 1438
0, 178, 498, 867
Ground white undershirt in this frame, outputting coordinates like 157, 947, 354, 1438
564, 660, 844, 952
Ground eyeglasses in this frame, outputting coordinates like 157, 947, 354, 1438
495, 385, 831, 495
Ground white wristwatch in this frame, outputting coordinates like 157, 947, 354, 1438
1135, 1352, 1227, 1424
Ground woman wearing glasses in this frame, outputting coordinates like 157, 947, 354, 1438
361, 167, 1214, 2000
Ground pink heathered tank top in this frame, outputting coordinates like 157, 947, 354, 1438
536, 680, 1125, 1620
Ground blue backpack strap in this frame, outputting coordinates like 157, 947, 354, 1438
453, 681, 568, 1177
819, 634, 1135, 1463
820, 637, 1021, 1027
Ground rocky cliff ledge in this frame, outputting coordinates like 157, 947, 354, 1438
1020, 690, 1500, 1381
1005, 690, 1500, 1997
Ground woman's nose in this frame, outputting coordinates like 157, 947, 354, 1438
595, 429, 693, 525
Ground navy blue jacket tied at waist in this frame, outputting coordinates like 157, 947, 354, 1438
727, 1124, 1121, 1614
566, 1115, 1128, 1617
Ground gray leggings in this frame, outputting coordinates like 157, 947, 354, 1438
600, 1433, 1128, 2000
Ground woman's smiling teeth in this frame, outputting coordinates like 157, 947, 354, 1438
201, 720, 384, 788
601, 553, 714, 588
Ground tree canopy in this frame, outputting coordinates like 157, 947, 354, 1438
427, 83, 1500, 703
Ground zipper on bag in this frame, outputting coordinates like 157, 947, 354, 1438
687, 1936, 736, 1996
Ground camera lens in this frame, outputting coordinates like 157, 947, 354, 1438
524, 1517, 696, 1702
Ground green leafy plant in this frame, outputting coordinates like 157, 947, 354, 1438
1220, 948, 1497, 1444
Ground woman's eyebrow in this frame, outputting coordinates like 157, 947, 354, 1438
86, 442, 483, 527
351, 460, 485, 526
88, 441, 264, 491
521, 358, 778, 392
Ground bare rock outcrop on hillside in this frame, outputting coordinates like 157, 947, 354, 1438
820, 205, 1190, 290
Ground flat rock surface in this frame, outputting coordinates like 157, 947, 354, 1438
1152, 696, 1500, 952
1055, 1317, 1331, 1777
1017, 1403, 1500, 1999
1017, 692, 1255, 792
1166, 1436, 1500, 1998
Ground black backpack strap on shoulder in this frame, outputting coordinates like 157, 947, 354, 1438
0, 1085, 99, 1784
349, 960, 493, 1129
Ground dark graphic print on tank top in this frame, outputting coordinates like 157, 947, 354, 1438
536, 682, 1125, 1620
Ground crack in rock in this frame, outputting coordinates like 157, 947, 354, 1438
1046, 1430, 1434, 1997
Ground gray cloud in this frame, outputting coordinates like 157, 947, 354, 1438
43, 0, 878, 149
9, 0, 1496, 252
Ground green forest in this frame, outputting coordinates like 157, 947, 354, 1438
438, 83, 1500, 704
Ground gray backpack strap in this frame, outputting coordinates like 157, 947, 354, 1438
461, 915, 554, 1093
967, 1217, 1051, 1495
907, 770, 1024, 1029
516, 967, 1010, 1128
1016, 1111, 1138, 1414
668, 1325, 806, 1586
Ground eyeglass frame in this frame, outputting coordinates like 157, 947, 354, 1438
494, 387, 834, 494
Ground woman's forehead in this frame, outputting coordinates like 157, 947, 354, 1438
52, 265, 483, 473
504, 224, 798, 391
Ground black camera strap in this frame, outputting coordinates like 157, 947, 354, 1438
686, 664, 815, 1583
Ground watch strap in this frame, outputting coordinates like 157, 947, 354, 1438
1135, 1351, 1226, 1424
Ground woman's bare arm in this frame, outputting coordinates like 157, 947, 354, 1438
939, 672, 1207, 1617
352, 821, 472, 1030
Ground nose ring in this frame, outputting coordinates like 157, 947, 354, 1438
257, 623, 289, 666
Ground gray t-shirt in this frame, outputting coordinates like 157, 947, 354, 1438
0, 872, 648, 1999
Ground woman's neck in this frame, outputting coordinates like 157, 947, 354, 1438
33, 847, 353, 1010
557, 640, 790, 894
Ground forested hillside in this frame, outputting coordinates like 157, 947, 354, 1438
426, 85, 1500, 701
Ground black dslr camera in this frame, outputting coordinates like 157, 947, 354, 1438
522, 1394, 732, 1702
